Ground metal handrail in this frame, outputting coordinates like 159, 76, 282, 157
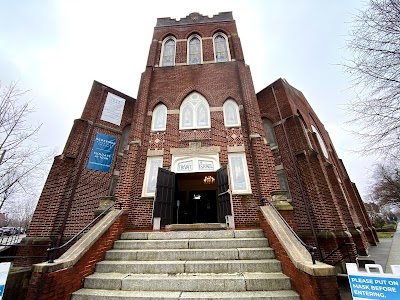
262, 198, 317, 264
47, 201, 122, 263
321, 241, 357, 266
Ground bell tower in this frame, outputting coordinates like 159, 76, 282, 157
114, 12, 280, 229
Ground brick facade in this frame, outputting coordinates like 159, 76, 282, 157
22, 12, 375, 268
257, 78, 378, 261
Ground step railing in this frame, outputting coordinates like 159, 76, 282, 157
47, 201, 122, 263
320, 241, 358, 266
262, 198, 317, 264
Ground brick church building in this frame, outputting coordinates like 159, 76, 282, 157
22, 12, 376, 267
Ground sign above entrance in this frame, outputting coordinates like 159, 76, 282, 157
172, 154, 219, 173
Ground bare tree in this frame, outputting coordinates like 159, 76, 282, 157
343, 0, 400, 157
0, 81, 50, 212
369, 162, 400, 208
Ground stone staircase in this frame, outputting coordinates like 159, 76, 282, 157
72, 229, 299, 300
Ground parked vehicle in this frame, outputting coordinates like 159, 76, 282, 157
1, 227, 18, 236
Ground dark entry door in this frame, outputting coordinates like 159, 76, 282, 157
153, 168, 175, 225
216, 166, 231, 223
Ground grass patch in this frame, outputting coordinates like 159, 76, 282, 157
377, 232, 394, 239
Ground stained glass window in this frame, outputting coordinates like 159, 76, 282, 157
311, 125, 329, 159
214, 34, 229, 62
161, 38, 175, 66
262, 119, 278, 148
188, 36, 202, 65
151, 104, 167, 131
223, 99, 240, 127
142, 156, 163, 197
180, 92, 210, 129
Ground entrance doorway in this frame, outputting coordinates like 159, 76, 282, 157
153, 166, 231, 226
175, 172, 218, 224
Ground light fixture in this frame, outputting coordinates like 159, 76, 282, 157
203, 176, 215, 185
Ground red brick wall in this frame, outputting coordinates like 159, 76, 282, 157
115, 18, 280, 229
259, 210, 340, 300
26, 212, 127, 300
257, 78, 373, 258
27, 81, 134, 245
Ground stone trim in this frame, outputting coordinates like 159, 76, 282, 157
259, 206, 336, 276
170, 145, 220, 155
147, 149, 164, 156
32, 210, 123, 273
210, 107, 223, 112
167, 109, 180, 114
227, 145, 245, 153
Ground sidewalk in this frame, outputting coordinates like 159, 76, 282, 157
339, 225, 400, 299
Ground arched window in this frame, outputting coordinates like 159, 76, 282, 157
276, 168, 291, 199
262, 119, 277, 148
180, 92, 210, 129
151, 104, 167, 131
213, 33, 230, 62
311, 125, 329, 159
118, 125, 131, 154
223, 99, 241, 127
161, 37, 176, 66
188, 35, 202, 65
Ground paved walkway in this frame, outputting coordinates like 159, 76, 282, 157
339, 225, 400, 299
385, 224, 400, 273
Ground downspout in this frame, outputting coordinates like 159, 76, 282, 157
55, 86, 107, 248
271, 85, 322, 259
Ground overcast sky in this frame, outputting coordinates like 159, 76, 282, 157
0, 0, 378, 198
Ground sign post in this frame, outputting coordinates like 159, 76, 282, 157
346, 263, 400, 300
0, 262, 11, 300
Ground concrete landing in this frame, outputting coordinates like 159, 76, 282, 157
165, 223, 226, 231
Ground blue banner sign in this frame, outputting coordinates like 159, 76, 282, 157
347, 263, 400, 300
87, 133, 116, 172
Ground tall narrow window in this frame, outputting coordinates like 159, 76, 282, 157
161, 37, 176, 66
276, 169, 291, 199
311, 125, 329, 159
213, 33, 230, 62
188, 36, 202, 65
180, 92, 210, 129
142, 156, 163, 197
118, 125, 131, 154
228, 152, 252, 195
151, 104, 167, 131
223, 99, 240, 127
262, 119, 277, 148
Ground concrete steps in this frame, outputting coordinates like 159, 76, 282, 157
72, 229, 299, 300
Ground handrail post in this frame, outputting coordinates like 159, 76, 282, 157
47, 248, 56, 263
308, 246, 317, 265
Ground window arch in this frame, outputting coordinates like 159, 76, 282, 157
180, 92, 210, 129
262, 118, 277, 148
151, 104, 167, 131
187, 35, 202, 65
311, 125, 329, 159
213, 33, 230, 62
223, 99, 241, 127
161, 37, 176, 66
118, 125, 131, 154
